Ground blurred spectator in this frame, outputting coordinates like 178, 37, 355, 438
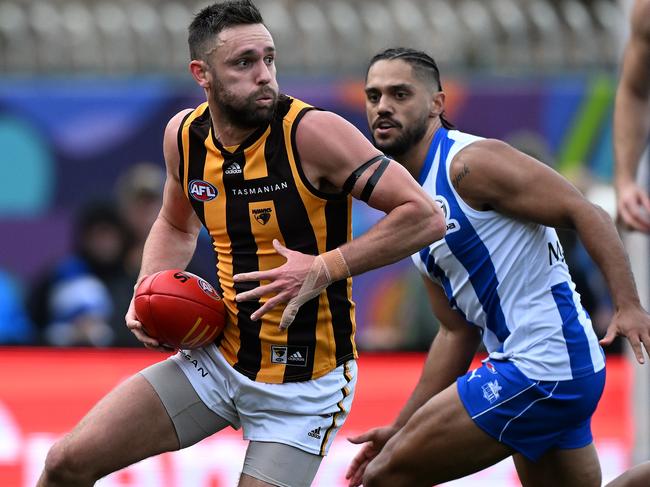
0, 270, 36, 344
44, 274, 114, 347
28, 202, 140, 347
115, 162, 165, 274
115, 161, 218, 284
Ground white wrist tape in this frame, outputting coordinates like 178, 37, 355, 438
320, 247, 351, 283
279, 248, 350, 329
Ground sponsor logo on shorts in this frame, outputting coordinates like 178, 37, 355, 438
179, 350, 209, 378
270, 345, 308, 366
467, 368, 482, 382
485, 361, 497, 374
308, 427, 322, 439
189, 180, 218, 202
482, 380, 502, 404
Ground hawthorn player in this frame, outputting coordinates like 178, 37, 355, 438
36, 2, 444, 487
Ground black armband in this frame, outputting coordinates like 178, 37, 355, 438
342, 155, 385, 194
359, 156, 390, 202
342, 155, 392, 202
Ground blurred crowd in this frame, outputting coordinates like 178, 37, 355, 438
0, 162, 165, 347
0, 157, 617, 352
0, 162, 213, 348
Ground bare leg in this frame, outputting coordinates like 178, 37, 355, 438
37, 373, 179, 486
605, 461, 650, 487
362, 383, 514, 487
238, 474, 278, 486
513, 444, 601, 487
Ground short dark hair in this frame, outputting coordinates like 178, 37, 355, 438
188, 0, 264, 61
367, 48, 455, 130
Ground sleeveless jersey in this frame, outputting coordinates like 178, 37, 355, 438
412, 128, 605, 381
177, 95, 357, 383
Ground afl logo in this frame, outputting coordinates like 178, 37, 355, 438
197, 278, 221, 301
189, 180, 217, 201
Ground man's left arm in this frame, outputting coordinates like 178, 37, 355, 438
454, 139, 650, 363
235, 110, 446, 328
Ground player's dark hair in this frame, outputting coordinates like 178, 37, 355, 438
367, 48, 455, 130
188, 0, 264, 61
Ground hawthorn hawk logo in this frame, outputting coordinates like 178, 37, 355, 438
252, 208, 272, 225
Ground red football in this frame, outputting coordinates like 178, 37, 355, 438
134, 269, 225, 349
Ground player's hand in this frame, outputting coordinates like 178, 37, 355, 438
617, 181, 650, 233
234, 239, 327, 329
345, 425, 399, 487
126, 280, 174, 352
600, 306, 650, 364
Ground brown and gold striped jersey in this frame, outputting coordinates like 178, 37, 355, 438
177, 95, 357, 383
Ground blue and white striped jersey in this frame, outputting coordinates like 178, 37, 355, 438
412, 128, 605, 381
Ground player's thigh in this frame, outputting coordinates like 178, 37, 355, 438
366, 383, 513, 486
605, 461, 650, 487
53, 358, 230, 477
140, 357, 233, 448
239, 441, 322, 487
51, 371, 178, 477
513, 444, 601, 487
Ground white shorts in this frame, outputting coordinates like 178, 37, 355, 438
171, 344, 357, 455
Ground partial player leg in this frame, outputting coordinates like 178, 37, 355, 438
37, 372, 179, 487
362, 383, 514, 487
238, 441, 323, 487
38, 359, 231, 487
604, 461, 650, 487
513, 444, 601, 487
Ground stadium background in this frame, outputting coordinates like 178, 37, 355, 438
0, 0, 648, 485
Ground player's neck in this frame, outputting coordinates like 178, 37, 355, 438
208, 101, 258, 148
397, 120, 442, 180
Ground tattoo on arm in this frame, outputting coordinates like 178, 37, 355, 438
452, 164, 470, 189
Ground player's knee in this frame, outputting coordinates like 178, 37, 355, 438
582, 464, 602, 487
41, 438, 94, 485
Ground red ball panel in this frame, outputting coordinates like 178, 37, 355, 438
134, 270, 225, 349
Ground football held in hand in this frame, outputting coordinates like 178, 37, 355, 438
134, 270, 226, 349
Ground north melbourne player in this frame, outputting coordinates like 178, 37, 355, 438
346, 47, 650, 487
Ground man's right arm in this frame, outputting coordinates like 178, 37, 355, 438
126, 109, 204, 349
346, 278, 481, 486
614, 0, 650, 232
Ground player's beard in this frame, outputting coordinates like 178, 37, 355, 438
372, 113, 428, 159
211, 75, 278, 130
